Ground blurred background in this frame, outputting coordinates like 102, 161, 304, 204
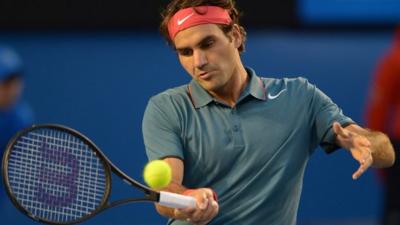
0, 0, 399, 224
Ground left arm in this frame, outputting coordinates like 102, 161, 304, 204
333, 122, 395, 179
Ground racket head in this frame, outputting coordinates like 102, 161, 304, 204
2, 124, 111, 224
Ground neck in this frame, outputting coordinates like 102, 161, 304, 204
210, 64, 248, 107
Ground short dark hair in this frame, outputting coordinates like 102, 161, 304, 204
160, 0, 247, 52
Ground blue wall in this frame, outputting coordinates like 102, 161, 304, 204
299, 0, 400, 24
0, 30, 393, 224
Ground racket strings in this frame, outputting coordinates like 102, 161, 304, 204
7, 128, 108, 223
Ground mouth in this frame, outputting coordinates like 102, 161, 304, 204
198, 70, 214, 80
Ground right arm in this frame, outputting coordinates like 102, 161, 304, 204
155, 157, 219, 225
142, 97, 218, 223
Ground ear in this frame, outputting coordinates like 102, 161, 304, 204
231, 24, 242, 49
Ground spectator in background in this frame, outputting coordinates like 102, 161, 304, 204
0, 46, 34, 197
365, 28, 400, 225
0, 46, 34, 224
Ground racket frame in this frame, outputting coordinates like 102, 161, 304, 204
2, 124, 160, 225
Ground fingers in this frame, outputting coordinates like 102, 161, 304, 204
190, 189, 217, 223
352, 161, 369, 180
202, 200, 218, 220
332, 121, 375, 180
352, 147, 373, 180
190, 191, 218, 223
332, 122, 349, 138
190, 202, 218, 225
174, 207, 195, 221
174, 188, 219, 224
190, 200, 210, 221
195, 200, 219, 225
361, 138, 372, 148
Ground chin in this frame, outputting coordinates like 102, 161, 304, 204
202, 83, 223, 93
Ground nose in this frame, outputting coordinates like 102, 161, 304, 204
193, 49, 208, 69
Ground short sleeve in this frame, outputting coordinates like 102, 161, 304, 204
306, 80, 355, 153
142, 95, 184, 161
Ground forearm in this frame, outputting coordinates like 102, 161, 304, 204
362, 129, 395, 168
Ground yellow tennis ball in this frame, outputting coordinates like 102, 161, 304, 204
143, 160, 172, 189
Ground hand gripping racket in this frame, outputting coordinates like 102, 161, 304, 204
2, 124, 196, 224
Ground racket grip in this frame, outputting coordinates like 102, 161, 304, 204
158, 191, 196, 209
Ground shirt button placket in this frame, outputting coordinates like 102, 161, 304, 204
231, 107, 244, 148
231, 108, 237, 131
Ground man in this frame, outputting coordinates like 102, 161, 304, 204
0, 46, 33, 152
365, 28, 400, 225
142, 1, 395, 224
0, 46, 34, 222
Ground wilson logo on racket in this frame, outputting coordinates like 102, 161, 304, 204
36, 142, 79, 208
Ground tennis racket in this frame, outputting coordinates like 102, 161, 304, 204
2, 124, 196, 224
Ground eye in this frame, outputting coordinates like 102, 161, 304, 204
178, 48, 193, 57
200, 39, 215, 49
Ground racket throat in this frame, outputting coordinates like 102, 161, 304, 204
147, 190, 160, 202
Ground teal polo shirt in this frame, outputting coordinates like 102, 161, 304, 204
142, 67, 354, 225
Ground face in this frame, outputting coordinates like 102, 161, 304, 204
0, 77, 23, 109
174, 24, 242, 93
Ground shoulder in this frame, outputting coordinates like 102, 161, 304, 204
144, 84, 194, 122
261, 76, 315, 95
148, 84, 190, 107
261, 76, 310, 86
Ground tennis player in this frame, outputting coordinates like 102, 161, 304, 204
142, 0, 396, 224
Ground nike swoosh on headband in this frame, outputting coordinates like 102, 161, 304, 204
177, 13, 194, 25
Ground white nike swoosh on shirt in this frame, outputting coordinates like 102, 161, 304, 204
267, 89, 287, 100
177, 13, 194, 25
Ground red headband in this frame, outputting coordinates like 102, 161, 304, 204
167, 6, 232, 40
